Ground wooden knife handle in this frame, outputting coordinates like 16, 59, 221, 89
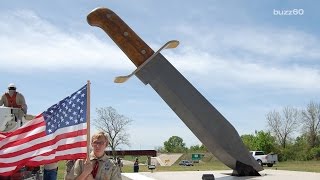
87, 7, 154, 67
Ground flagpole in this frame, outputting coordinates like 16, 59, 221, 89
86, 80, 91, 160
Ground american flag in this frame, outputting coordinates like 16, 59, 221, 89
0, 84, 88, 176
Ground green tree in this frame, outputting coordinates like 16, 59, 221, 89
310, 146, 320, 160
291, 135, 313, 160
199, 144, 208, 152
164, 136, 187, 153
189, 144, 208, 152
241, 134, 255, 150
254, 131, 277, 153
189, 145, 200, 152
241, 131, 277, 153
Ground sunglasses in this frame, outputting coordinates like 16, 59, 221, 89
92, 141, 106, 146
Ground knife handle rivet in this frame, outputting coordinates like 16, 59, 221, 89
141, 50, 146, 54
106, 14, 111, 18
124, 32, 129, 36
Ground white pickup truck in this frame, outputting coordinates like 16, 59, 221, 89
250, 151, 278, 167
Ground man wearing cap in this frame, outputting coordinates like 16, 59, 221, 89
0, 84, 28, 179
0, 83, 28, 114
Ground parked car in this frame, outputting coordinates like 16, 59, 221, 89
250, 151, 278, 167
178, 160, 194, 166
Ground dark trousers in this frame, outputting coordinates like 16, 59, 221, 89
133, 165, 139, 172
43, 168, 58, 180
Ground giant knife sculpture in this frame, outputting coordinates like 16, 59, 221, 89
87, 7, 263, 176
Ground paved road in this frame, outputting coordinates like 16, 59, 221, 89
122, 170, 320, 180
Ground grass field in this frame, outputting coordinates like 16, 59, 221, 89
266, 160, 320, 172
56, 159, 320, 179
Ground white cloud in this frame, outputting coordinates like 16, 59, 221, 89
160, 23, 320, 91
1, 9, 319, 92
173, 24, 320, 62
222, 27, 320, 60
0, 10, 133, 72
164, 50, 320, 92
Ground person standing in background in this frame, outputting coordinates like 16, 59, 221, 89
0, 83, 28, 114
133, 158, 139, 173
44, 163, 58, 180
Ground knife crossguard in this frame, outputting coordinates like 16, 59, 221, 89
114, 40, 179, 83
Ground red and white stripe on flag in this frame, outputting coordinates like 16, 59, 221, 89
0, 115, 87, 176
0, 84, 88, 176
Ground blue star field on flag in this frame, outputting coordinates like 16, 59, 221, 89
42, 85, 87, 135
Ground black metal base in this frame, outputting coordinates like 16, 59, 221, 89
232, 161, 261, 176
202, 174, 215, 180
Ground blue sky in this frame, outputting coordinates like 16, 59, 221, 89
1, 0, 319, 150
